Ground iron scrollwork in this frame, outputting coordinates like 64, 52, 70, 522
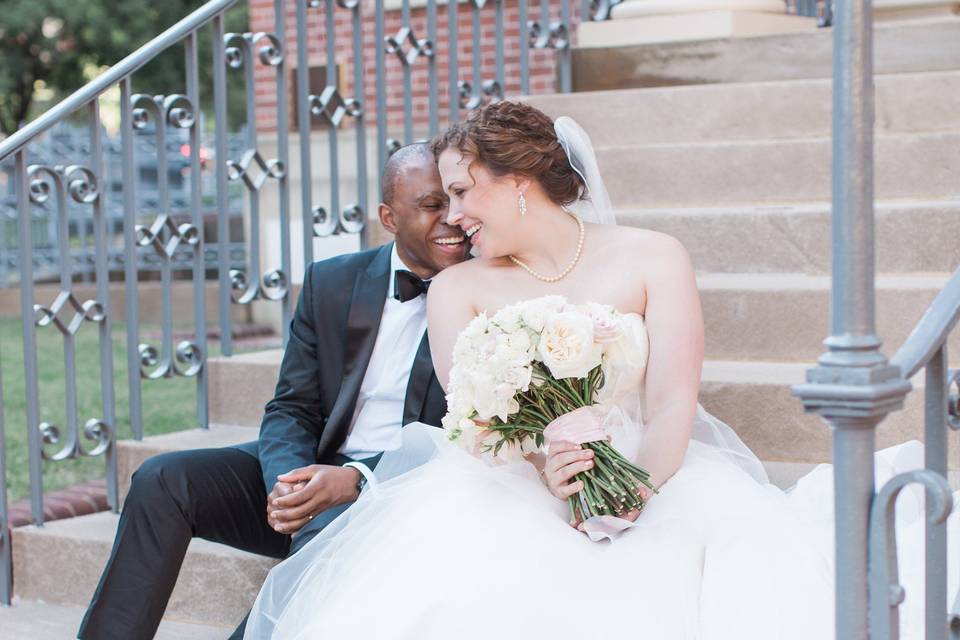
223, 30, 291, 304
129, 93, 205, 379
312, 202, 366, 237
385, 26, 435, 66
528, 20, 570, 50
40, 418, 111, 461
308, 86, 363, 128
458, 80, 504, 110
589, 0, 624, 21
27, 163, 113, 462
868, 470, 954, 638
225, 32, 284, 69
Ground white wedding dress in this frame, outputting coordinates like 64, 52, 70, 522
245, 312, 959, 640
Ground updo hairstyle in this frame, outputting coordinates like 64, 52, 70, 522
431, 101, 585, 207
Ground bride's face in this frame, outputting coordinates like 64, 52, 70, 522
437, 148, 518, 259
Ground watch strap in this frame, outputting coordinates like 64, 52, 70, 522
343, 461, 377, 497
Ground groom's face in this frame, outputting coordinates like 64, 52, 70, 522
379, 155, 471, 279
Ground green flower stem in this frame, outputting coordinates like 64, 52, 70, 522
588, 475, 626, 510
567, 496, 580, 524
582, 467, 619, 497
544, 381, 583, 410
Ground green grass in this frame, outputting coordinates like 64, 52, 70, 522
1, 317, 200, 503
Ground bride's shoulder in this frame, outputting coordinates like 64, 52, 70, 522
429, 257, 498, 300
592, 225, 692, 268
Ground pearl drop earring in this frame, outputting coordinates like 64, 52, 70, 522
518, 191, 527, 216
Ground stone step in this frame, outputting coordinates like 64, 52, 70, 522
616, 200, 960, 274
205, 274, 957, 399
208, 350, 282, 429
698, 272, 960, 362
699, 360, 960, 466
118, 424, 259, 505
207, 349, 284, 430
11, 511, 277, 628
569, 15, 960, 92
0, 598, 229, 640
527, 69, 960, 147
597, 131, 960, 208
201, 347, 959, 465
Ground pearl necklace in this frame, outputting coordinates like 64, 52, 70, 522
508, 210, 585, 283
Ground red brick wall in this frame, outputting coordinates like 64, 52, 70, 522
248, 1, 575, 134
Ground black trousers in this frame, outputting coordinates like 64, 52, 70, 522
77, 444, 356, 640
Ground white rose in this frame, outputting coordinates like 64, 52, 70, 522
519, 296, 565, 333
537, 311, 603, 379
446, 391, 473, 420
442, 410, 469, 440
582, 302, 621, 343
491, 304, 523, 333
492, 382, 519, 421
461, 313, 489, 339
507, 329, 533, 357
452, 337, 478, 366
476, 332, 499, 362
493, 330, 534, 365
604, 315, 649, 371
470, 370, 500, 421
501, 364, 533, 393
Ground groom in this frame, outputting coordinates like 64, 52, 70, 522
78, 143, 470, 640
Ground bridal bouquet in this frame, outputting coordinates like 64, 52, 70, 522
442, 295, 656, 522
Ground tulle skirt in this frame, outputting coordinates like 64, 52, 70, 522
244, 419, 960, 640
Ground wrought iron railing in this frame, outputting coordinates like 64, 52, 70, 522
792, 0, 958, 636
0, 125, 248, 287
0, 0, 609, 607
871, 271, 960, 640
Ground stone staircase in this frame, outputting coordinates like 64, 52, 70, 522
525, 68, 960, 461
5, 68, 959, 640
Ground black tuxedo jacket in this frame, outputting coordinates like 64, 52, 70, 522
243, 243, 446, 492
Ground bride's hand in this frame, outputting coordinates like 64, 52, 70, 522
541, 440, 594, 501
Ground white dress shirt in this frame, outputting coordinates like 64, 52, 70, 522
338, 245, 429, 459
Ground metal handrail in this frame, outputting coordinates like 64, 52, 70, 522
890, 266, 960, 380
0, 0, 238, 163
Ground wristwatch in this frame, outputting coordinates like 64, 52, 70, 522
343, 461, 370, 497
355, 471, 368, 495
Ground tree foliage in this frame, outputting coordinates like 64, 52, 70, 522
0, 0, 249, 136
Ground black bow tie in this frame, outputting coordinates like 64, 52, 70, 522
394, 270, 431, 303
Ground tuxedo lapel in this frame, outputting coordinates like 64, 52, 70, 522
403, 331, 435, 426
317, 243, 392, 456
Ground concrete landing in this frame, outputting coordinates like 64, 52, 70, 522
0, 598, 229, 640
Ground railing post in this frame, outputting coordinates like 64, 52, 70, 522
273, 0, 293, 340
89, 100, 119, 510
16, 150, 44, 526
924, 346, 950, 639
792, 0, 911, 637
213, 12, 233, 356
186, 31, 210, 428
120, 78, 144, 440
0, 346, 9, 606
296, 0, 314, 268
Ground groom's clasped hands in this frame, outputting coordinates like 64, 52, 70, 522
266, 465, 362, 534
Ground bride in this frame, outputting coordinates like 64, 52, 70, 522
244, 101, 955, 639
